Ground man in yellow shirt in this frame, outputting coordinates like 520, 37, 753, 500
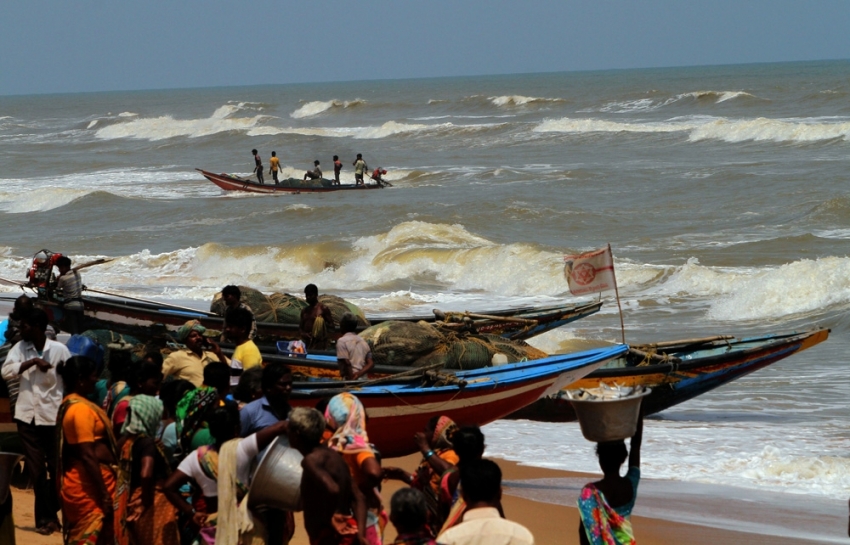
162, 321, 226, 387
269, 151, 282, 185
225, 307, 263, 386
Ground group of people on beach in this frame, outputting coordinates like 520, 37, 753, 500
251, 150, 388, 187
1, 280, 643, 545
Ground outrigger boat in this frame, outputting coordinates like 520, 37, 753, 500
506, 328, 829, 422
10, 291, 601, 345
285, 345, 628, 456
197, 169, 384, 194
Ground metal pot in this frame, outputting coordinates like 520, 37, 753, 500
569, 388, 650, 443
247, 437, 303, 511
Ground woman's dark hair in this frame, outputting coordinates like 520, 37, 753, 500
390, 488, 428, 533
208, 403, 240, 443
452, 425, 485, 462
57, 356, 98, 390
107, 350, 134, 383
233, 366, 263, 403
596, 440, 628, 472
160, 379, 194, 417
203, 361, 232, 392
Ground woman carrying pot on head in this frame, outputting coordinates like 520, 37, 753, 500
56, 355, 123, 545
578, 413, 644, 545
163, 403, 289, 544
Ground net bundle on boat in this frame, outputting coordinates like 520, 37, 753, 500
360, 320, 548, 370
210, 286, 370, 327
277, 177, 333, 188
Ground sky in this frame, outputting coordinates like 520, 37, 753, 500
2, 1, 850, 96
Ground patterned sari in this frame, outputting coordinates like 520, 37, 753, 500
577, 485, 636, 545
57, 393, 124, 545
115, 395, 179, 545
411, 416, 459, 534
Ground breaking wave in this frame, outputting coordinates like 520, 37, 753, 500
94, 103, 265, 140
588, 91, 762, 113
489, 95, 565, 107
249, 120, 502, 140
290, 99, 367, 119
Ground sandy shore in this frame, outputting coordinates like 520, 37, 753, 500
9, 454, 836, 545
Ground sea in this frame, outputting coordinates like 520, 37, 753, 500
2, 59, 849, 538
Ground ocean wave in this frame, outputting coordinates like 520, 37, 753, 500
249, 120, 502, 140
688, 117, 850, 143
0, 188, 98, 213
489, 95, 565, 107
534, 117, 690, 134
290, 99, 366, 119
95, 104, 265, 141
587, 90, 762, 113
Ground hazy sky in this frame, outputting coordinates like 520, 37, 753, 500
3, 1, 850, 96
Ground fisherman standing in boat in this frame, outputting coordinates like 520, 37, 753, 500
303, 159, 323, 181
333, 155, 343, 185
218, 285, 257, 342
269, 151, 282, 185
300, 284, 335, 350
353, 153, 368, 186
252, 148, 264, 184
54, 256, 84, 334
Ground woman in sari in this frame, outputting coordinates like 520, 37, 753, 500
57, 355, 122, 545
175, 386, 220, 456
384, 416, 459, 534
324, 393, 385, 545
577, 414, 643, 545
111, 360, 163, 437
116, 394, 179, 545
163, 403, 288, 544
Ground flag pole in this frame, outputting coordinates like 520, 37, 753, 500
608, 243, 626, 345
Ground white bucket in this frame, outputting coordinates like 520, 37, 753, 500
568, 387, 650, 442
247, 437, 304, 511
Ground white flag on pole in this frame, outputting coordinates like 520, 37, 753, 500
563, 246, 616, 296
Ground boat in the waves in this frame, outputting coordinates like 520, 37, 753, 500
286, 345, 628, 457
505, 328, 829, 422
24, 294, 600, 344
197, 169, 384, 194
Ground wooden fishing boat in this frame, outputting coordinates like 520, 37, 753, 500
506, 328, 830, 422
22, 293, 600, 344
197, 169, 384, 194
285, 345, 629, 457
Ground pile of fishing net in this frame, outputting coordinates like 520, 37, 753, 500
80, 329, 147, 369
277, 177, 333, 188
359, 320, 548, 370
210, 286, 369, 327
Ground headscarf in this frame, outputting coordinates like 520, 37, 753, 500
324, 393, 370, 453
175, 387, 218, 454
177, 319, 207, 343
431, 416, 458, 451
121, 394, 163, 437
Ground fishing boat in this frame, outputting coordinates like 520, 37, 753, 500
286, 345, 628, 457
197, 169, 384, 194
17, 292, 600, 344
506, 328, 829, 422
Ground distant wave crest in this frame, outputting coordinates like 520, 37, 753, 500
489, 95, 565, 107
95, 103, 264, 141
290, 99, 366, 119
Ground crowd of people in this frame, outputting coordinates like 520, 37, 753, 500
250, 150, 388, 187
0, 284, 644, 545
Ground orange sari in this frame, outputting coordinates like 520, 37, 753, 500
57, 393, 123, 545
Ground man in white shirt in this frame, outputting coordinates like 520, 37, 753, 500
0, 308, 69, 536
439, 459, 535, 545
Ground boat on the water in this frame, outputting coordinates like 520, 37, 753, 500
23, 293, 601, 344
197, 169, 384, 194
286, 345, 628, 457
506, 328, 829, 422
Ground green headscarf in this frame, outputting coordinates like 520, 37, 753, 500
121, 394, 163, 437
177, 319, 207, 343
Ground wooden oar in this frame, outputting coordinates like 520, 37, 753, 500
0, 275, 31, 289
82, 287, 217, 317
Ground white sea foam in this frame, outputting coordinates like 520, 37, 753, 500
86, 120, 98, 128
117, 112, 138, 117
534, 117, 691, 134
290, 99, 366, 119
489, 95, 565, 107
689, 117, 850, 143
248, 121, 497, 140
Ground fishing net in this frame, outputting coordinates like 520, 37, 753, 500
210, 287, 307, 324
318, 294, 371, 328
209, 287, 369, 326
360, 321, 548, 369
277, 177, 333, 188
80, 329, 146, 374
